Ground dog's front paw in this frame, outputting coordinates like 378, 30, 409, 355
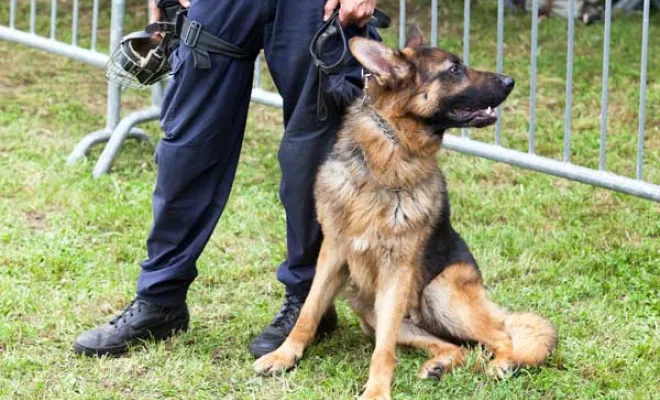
254, 347, 300, 375
485, 358, 515, 380
418, 358, 447, 380
359, 385, 391, 400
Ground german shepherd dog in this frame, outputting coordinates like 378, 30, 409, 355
255, 26, 557, 400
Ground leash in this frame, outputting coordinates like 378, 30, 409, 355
309, 8, 391, 121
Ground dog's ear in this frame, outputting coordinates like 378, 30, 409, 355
405, 25, 424, 49
349, 37, 410, 84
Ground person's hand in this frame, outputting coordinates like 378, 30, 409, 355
149, 0, 190, 24
323, 0, 376, 27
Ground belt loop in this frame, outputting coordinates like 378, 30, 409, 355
181, 20, 202, 47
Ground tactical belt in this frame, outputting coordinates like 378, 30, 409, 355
147, 10, 251, 70
179, 16, 251, 68
148, 8, 390, 117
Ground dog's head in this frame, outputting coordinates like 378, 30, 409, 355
349, 25, 514, 133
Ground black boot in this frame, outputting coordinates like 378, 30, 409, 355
249, 292, 337, 358
74, 298, 189, 357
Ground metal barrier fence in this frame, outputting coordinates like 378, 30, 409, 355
1, 0, 658, 202
434, 0, 659, 201
0, 0, 157, 171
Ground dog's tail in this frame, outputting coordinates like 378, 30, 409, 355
503, 312, 557, 367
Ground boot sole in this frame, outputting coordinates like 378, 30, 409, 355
74, 318, 189, 357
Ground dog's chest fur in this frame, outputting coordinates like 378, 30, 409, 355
314, 108, 445, 302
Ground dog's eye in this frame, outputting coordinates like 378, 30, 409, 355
449, 64, 462, 75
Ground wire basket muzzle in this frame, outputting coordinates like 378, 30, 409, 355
106, 32, 171, 89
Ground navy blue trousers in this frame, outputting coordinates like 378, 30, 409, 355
137, 0, 375, 306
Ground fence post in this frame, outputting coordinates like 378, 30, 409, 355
106, 0, 123, 130
563, 0, 576, 162
636, 0, 650, 180
599, 0, 613, 171
67, 0, 151, 166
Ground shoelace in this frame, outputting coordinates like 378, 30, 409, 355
270, 294, 304, 330
109, 299, 143, 327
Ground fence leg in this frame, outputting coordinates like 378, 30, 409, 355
66, 127, 151, 165
92, 107, 160, 178
67, 0, 155, 171
90, 63, 166, 176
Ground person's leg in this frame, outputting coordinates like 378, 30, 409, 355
270, 0, 376, 298
75, 0, 264, 356
249, 0, 379, 358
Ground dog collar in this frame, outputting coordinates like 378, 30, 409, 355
366, 107, 400, 145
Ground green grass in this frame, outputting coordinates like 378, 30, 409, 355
1, 2, 659, 399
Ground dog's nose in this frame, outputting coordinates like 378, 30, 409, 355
500, 75, 515, 92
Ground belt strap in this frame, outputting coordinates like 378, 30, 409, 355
180, 16, 251, 69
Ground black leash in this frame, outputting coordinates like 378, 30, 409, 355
309, 8, 390, 121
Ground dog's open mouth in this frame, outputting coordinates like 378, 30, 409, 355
447, 107, 498, 128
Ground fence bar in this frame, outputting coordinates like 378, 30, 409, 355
148, 2, 164, 107
495, 0, 504, 145
462, 0, 471, 138
255, 56, 262, 88
151, 82, 164, 108
72, 0, 79, 46
399, 0, 406, 48
599, 0, 612, 170
443, 135, 660, 202
93, 108, 158, 178
462, 0, 470, 65
636, 0, 650, 180
563, 0, 575, 162
251, 88, 284, 108
91, 0, 100, 51
529, 0, 539, 154
431, 0, 438, 47
106, 0, 124, 129
30, 0, 36, 34
0, 26, 107, 66
9, 0, 16, 29
50, 0, 57, 39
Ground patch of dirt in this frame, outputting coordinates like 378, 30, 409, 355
211, 348, 227, 364
23, 210, 47, 230
645, 125, 660, 150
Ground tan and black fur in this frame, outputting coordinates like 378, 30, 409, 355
255, 26, 557, 400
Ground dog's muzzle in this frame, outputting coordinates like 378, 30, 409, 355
106, 29, 173, 89
106, 4, 252, 89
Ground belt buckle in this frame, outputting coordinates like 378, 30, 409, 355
182, 20, 202, 47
